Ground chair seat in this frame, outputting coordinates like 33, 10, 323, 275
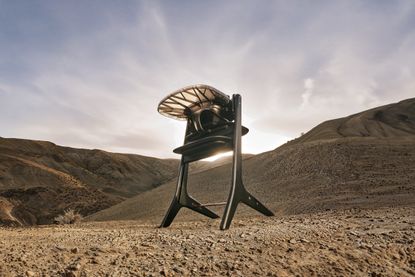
173, 125, 249, 163
185, 124, 249, 143
174, 135, 232, 162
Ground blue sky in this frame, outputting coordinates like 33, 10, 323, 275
1, 1, 414, 157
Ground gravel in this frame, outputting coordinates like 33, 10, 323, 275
0, 207, 414, 276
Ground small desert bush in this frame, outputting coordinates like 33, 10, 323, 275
54, 209, 82, 225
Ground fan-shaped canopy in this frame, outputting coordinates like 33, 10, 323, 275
157, 84, 231, 120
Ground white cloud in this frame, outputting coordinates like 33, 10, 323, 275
301, 78, 314, 109
0, 1, 414, 157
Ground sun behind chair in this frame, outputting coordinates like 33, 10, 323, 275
157, 84, 274, 230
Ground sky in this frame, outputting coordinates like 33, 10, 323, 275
0, 1, 414, 158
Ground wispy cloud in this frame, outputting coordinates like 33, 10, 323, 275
0, 1, 414, 157
301, 78, 314, 109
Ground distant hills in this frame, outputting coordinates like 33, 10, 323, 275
88, 98, 415, 224
289, 98, 415, 145
0, 137, 246, 226
0, 138, 179, 225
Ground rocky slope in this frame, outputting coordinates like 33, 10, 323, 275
0, 138, 179, 225
288, 97, 415, 145
88, 98, 415, 224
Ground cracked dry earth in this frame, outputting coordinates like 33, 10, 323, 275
0, 207, 414, 277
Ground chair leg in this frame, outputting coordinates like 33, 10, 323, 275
220, 164, 245, 230
160, 160, 219, 228
160, 194, 219, 228
220, 181, 274, 230
220, 193, 239, 230
220, 94, 274, 230
242, 190, 274, 216
184, 195, 220, 219
160, 196, 182, 228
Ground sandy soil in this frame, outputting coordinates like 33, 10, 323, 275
0, 207, 414, 277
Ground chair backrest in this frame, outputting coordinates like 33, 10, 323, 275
157, 84, 231, 121
158, 85, 248, 161
185, 106, 233, 142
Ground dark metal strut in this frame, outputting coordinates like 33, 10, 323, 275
160, 94, 274, 230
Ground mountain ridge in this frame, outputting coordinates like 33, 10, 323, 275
287, 98, 415, 146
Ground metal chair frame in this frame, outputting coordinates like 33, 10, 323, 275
160, 94, 273, 230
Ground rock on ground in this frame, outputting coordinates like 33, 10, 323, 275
0, 207, 414, 276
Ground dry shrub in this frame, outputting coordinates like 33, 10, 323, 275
54, 209, 82, 225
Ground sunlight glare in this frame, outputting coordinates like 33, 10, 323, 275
203, 151, 233, 162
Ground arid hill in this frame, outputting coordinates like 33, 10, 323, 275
289, 98, 415, 145
0, 137, 244, 226
88, 98, 415, 224
0, 138, 179, 225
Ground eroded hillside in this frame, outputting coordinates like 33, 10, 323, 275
88, 98, 415, 224
289, 98, 415, 145
0, 138, 179, 225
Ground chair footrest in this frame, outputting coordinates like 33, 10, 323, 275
197, 202, 227, 207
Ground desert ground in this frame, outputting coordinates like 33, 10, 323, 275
0, 207, 414, 277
